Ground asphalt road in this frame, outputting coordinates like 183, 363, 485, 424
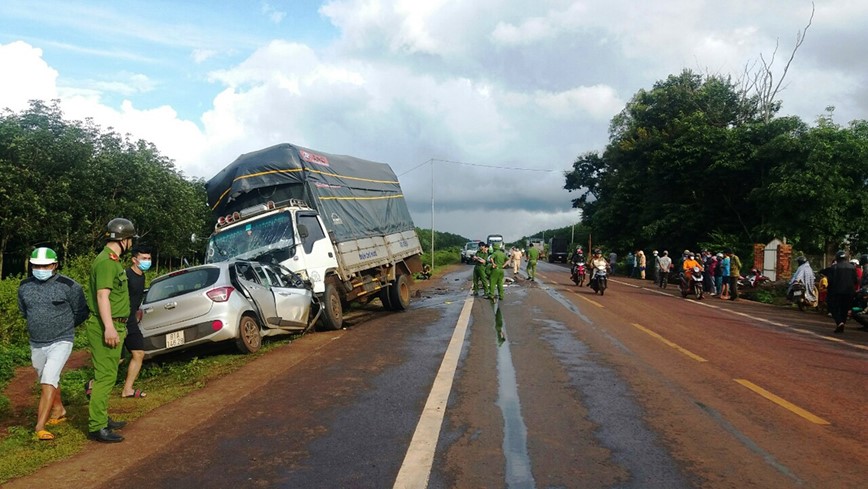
7, 261, 867, 488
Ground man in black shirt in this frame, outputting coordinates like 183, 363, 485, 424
820, 250, 859, 334
121, 245, 152, 397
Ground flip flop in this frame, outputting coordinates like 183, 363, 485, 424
122, 389, 147, 399
46, 415, 67, 426
35, 430, 55, 441
85, 379, 94, 399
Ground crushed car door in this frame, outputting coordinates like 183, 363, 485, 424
234, 262, 281, 327
263, 264, 312, 328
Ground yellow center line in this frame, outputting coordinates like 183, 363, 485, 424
734, 379, 830, 425
631, 323, 708, 362
576, 293, 605, 308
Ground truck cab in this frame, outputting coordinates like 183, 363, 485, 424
206, 200, 337, 295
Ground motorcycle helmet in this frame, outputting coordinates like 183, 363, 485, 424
860, 254, 868, 266
593, 248, 602, 255
652, 250, 658, 255
851, 259, 859, 266
105, 218, 138, 241
796, 256, 807, 265
30, 247, 58, 265
835, 250, 847, 260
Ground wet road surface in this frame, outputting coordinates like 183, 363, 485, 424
7, 261, 867, 488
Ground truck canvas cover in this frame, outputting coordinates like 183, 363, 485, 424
206, 143, 416, 243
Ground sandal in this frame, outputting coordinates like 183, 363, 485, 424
46, 415, 67, 426
122, 389, 147, 399
35, 430, 55, 441
84, 379, 94, 399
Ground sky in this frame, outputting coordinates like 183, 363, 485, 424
1, 1, 866, 244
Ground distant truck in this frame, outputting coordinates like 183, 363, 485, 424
460, 241, 480, 264
205, 143, 423, 331
548, 237, 568, 263
487, 234, 504, 249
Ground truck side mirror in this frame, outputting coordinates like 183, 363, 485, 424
298, 224, 309, 239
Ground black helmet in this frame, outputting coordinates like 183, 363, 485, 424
835, 250, 847, 260
861, 254, 868, 266
105, 218, 138, 241
796, 256, 807, 265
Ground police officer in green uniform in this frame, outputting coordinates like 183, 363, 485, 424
86, 218, 137, 442
472, 242, 490, 296
526, 245, 540, 281
488, 242, 508, 300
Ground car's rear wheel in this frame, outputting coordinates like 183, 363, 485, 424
320, 282, 343, 330
388, 274, 411, 311
235, 315, 262, 354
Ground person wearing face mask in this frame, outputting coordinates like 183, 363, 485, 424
84, 218, 138, 443
18, 247, 89, 441
120, 245, 152, 399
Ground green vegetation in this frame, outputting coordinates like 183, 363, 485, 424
0, 335, 296, 484
563, 70, 868, 259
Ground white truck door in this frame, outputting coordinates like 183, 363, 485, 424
292, 213, 338, 294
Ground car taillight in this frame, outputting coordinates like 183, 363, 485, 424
206, 286, 234, 302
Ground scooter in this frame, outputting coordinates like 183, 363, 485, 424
680, 266, 704, 299
739, 269, 770, 288
850, 286, 868, 329
787, 280, 817, 311
590, 266, 608, 295
571, 262, 586, 287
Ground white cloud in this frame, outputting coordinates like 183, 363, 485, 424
0, 41, 58, 111
192, 48, 218, 64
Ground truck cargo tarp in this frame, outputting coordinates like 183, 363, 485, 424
206, 143, 416, 242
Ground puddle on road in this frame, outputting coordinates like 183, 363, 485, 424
493, 301, 536, 489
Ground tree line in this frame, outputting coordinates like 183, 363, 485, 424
563, 70, 868, 259
0, 100, 213, 277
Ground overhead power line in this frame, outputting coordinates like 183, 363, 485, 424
398, 158, 558, 176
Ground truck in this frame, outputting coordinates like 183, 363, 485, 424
548, 237, 568, 263
204, 143, 423, 331
528, 238, 545, 260
487, 234, 504, 249
460, 241, 480, 264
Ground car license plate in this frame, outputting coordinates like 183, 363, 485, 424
165, 331, 185, 348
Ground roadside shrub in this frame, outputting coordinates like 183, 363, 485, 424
0, 275, 27, 347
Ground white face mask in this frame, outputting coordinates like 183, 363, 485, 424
33, 269, 53, 281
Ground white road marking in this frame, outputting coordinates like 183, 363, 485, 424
393, 295, 474, 488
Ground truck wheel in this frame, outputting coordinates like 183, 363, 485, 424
320, 283, 344, 330
388, 274, 411, 311
235, 315, 262, 354
379, 286, 393, 310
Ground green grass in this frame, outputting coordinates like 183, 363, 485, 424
0, 335, 297, 484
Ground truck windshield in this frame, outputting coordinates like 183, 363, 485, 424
206, 212, 295, 263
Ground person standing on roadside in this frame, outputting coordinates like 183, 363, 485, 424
820, 251, 859, 334
18, 247, 89, 441
609, 251, 618, 276
120, 245, 152, 399
85, 218, 137, 443
488, 242, 508, 300
725, 248, 741, 301
657, 251, 672, 288
526, 244, 540, 281
636, 250, 647, 279
472, 242, 490, 296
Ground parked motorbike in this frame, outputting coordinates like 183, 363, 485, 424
850, 286, 868, 329
787, 279, 817, 311
680, 266, 704, 299
590, 266, 608, 295
738, 269, 770, 288
570, 262, 586, 287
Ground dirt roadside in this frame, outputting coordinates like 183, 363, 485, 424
2, 266, 466, 488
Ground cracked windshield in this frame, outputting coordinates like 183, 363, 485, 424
207, 212, 295, 263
